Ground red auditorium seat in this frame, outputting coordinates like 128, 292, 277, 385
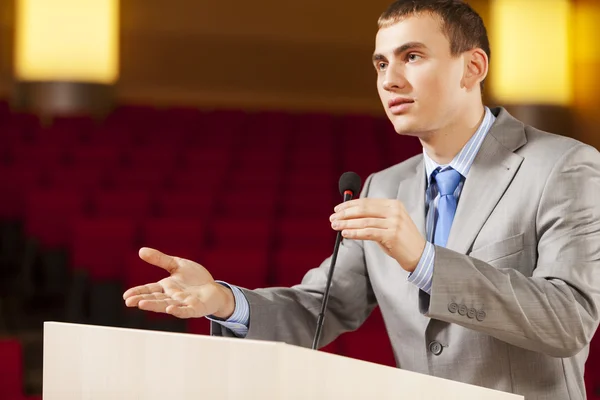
47, 166, 108, 193
166, 170, 225, 193
219, 190, 279, 218
92, 189, 154, 221
228, 171, 281, 192
0, 338, 23, 398
24, 189, 86, 248
191, 110, 244, 147
68, 145, 124, 168
69, 217, 138, 326
0, 165, 45, 220
106, 104, 158, 129
276, 217, 335, 250
10, 144, 67, 168
31, 125, 85, 146
143, 128, 191, 147
107, 167, 170, 190
4, 112, 39, 134
382, 123, 423, 165
52, 115, 95, 133
124, 145, 180, 169
162, 107, 203, 130
272, 248, 330, 287
0, 126, 28, 149
291, 112, 335, 135
236, 149, 285, 170
341, 114, 377, 133
201, 247, 270, 290
180, 147, 232, 171
71, 217, 137, 280
586, 335, 600, 399
187, 316, 211, 336
340, 156, 385, 185
282, 172, 336, 198
87, 126, 135, 147
281, 191, 336, 219
155, 192, 214, 219
288, 149, 336, 172
210, 216, 272, 249
141, 217, 206, 261
337, 308, 396, 367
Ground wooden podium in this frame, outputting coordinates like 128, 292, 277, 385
43, 321, 523, 399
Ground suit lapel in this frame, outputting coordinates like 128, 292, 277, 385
445, 108, 527, 254
396, 155, 427, 238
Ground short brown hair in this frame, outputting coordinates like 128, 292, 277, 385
378, 0, 490, 91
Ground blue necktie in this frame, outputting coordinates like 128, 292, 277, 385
433, 168, 462, 247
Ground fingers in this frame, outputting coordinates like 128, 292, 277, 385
126, 289, 207, 319
123, 283, 164, 301
125, 292, 170, 307
166, 292, 211, 319
332, 199, 400, 220
340, 227, 385, 241
138, 297, 182, 314
166, 305, 197, 319
138, 247, 179, 274
331, 217, 388, 231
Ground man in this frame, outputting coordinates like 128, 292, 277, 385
123, 0, 600, 398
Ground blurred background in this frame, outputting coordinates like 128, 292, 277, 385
0, 0, 598, 398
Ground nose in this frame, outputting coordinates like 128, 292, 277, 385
382, 67, 407, 92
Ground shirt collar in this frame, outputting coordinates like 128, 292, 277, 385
423, 106, 496, 184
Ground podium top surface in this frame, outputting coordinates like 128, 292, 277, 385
42, 321, 523, 400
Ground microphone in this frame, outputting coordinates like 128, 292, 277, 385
311, 171, 362, 350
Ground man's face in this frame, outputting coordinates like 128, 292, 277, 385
374, 14, 467, 136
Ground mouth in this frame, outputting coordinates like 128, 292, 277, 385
388, 97, 415, 115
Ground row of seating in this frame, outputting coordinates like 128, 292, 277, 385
0, 339, 41, 400
0, 103, 597, 398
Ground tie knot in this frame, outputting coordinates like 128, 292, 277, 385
434, 168, 462, 196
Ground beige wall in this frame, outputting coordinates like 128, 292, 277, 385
573, 0, 600, 149
0, 0, 14, 94
1, 0, 597, 149
0, 0, 492, 115
116, 0, 394, 114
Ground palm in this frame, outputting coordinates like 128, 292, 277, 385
123, 248, 224, 319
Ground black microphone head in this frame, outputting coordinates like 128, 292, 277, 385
338, 171, 362, 197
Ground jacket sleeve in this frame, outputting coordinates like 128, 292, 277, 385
211, 174, 378, 349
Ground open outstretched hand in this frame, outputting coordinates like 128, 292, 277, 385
122, 247, 235, 319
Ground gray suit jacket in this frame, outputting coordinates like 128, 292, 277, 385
212, 107, 600, 399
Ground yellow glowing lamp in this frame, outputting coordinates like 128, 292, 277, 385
489, 0, 572, 105
15, 0, 119, 84
573, 2, 600, 63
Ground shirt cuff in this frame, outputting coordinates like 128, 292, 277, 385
205, 281, 250, 337
407, 242, 435, 295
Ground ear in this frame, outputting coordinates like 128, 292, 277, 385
462, 48, 488, 92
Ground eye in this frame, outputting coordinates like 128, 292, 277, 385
407, 53, 422, 63
376, 62, 388, 71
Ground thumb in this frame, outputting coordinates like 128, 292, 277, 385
139, 247, 179, 274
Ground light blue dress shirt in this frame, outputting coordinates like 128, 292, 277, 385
208, 107, 496, 337
407, 106, 495, 293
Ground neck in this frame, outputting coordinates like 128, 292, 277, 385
420, 104, 486, 165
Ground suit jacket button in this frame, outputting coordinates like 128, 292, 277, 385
467, 308, 476, 319
448, 302, 458, 313
458, 304, 468, 316
476, 310, 487, 321
429, 341, 443, 356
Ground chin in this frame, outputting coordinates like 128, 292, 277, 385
388, 115, 423, 137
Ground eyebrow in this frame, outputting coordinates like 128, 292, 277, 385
372, 41, 428, 63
